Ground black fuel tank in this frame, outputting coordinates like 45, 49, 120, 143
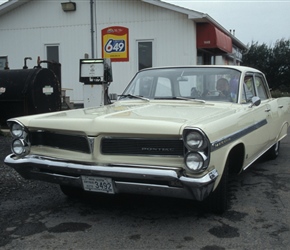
0, 68, 61, 127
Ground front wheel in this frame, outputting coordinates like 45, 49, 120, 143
203, 159, 229, 214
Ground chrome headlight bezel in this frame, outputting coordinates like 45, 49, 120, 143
8, 120, 28, 139
182, 127, 210, 173
7, 120, 30, 156
183, 130, 208, 151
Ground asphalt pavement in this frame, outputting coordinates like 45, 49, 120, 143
1, 131, 290, 250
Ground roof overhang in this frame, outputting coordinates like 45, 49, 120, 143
144, 0, 248, 51
142, 0, 205, 19
196, 23, 232, 54
0, 0, 30, 17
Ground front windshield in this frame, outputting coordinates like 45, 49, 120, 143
121, 67, 241, 103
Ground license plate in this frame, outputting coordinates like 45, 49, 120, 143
81, 176, 114, 194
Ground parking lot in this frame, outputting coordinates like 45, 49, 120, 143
1, 132, 290, 250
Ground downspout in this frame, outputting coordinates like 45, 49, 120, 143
90, 0, 95, 58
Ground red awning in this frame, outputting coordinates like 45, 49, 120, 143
197, 23, 232, 54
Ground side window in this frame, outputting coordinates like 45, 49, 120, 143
155, 77, 172, 97
254, 75, 268, 100
242, 75, 255, 103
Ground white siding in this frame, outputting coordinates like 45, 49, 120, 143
96, 0, 197, 95
0, 1, 92, 103
0, 0, 197, 103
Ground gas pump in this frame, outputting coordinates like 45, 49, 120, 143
79, 58, 113, 107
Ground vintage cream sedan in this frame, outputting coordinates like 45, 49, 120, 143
4, 66, 290, 213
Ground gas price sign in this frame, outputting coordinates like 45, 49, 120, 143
102, 26, 129, 62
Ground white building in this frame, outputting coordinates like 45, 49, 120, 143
0, 0, 247, 106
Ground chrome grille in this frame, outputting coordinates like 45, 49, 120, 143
101, 138, 184, 156
29, 131, 91, 154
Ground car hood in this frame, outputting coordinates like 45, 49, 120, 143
16, 101, 237, 136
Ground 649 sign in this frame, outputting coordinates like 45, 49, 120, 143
105, 39, 125, 53
102, 26, 129, 62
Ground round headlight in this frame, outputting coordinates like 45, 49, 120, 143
11, 139, 30, 155
12, 139, 25, 155
11, 123, 25, 138
185, 152, 206, 172
185, 131, 207, 150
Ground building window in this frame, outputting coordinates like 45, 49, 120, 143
0, 56, 8, 70
46, 45, 59, 72
138, 41, 152, 71
46, 45, 59, 63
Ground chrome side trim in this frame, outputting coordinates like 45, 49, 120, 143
211, 119, 268, 151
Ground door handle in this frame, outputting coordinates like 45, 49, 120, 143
265, 108, 271, 112
278, 105, 284, 109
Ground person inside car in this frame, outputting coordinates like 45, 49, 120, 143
216, 78, 229, 97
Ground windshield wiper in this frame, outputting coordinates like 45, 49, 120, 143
119, 94, 150, 102
175, 96, 206, 103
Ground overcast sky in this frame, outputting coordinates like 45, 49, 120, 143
1, 0, 289, 46
164, 0, 290, 46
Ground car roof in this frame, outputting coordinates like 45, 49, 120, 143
139, 65, 262, 74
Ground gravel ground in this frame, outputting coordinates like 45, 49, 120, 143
0, 133, 62, 248
0, 133, 34, 197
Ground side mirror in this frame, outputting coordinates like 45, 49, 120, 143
249, 96, 261, 108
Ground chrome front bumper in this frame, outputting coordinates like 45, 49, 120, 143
4, 154, 218, 201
